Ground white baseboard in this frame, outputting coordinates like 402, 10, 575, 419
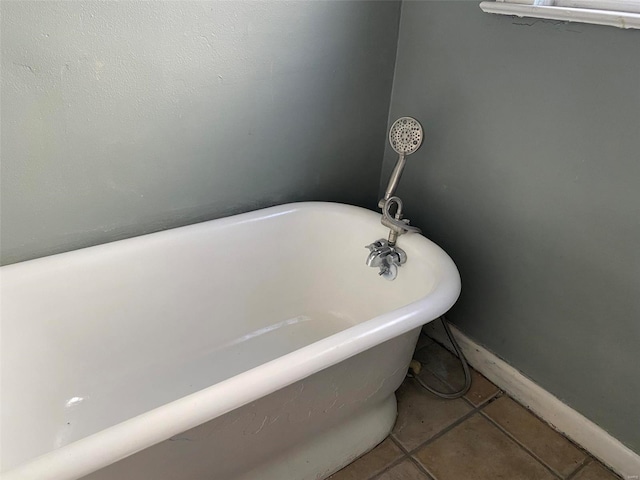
424, 323, 640, 480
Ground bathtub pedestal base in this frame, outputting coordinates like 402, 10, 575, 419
238, 395, 398, 480
81, 331, 419, 480
82, 395, 398, 480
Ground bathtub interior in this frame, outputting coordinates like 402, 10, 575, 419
0, 204, 443, 472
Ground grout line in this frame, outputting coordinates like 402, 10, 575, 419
424, 326, 640, 478
407, 455, 436, 480
405, 370, 620, 480
461, 388, 502, 409
478, 391, 610, 479
565, 458, 593, 480
400, 342, 624, 479
389, 434, 411, 455
404, 338, 627, 480
399, 408, 478, 454
368, 455, 409, 480
394, 393, 503, 457
392, 381, 570, 480
418, 343, 610, 480
504, 397, 600, 469
479, 409, 564, 479
563, 448, 594, 479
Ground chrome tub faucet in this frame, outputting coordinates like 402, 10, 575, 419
365, 239, 406, 281
366, 117, 424, 281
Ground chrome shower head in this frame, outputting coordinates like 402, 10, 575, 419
380, 117, 423, 208
389, 117, 423, 156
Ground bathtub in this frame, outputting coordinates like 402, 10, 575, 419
0, 202, 460, 480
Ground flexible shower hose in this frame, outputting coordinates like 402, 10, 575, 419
408, 316, 472, 399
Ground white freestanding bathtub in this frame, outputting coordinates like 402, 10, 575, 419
0, 202, 460, 480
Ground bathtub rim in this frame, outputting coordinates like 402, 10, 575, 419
0, 201, 461, 480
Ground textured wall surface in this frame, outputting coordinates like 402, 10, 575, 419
384, 1, 640, 453
1, 1, 400, 264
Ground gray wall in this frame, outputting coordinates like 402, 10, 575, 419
385, 1, 640, 452
1, 1, 401, 265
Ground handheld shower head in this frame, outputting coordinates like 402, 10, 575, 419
389, 116, 423, 156
380, 117, 423, 207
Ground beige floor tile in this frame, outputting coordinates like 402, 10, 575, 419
376, 459, 431, 480
572, 461, 621, 480
392, 376, 473, 451
413, 414, 556, 480
483, 396, 586, 477
329, 438, 404, 480
463, 370, 500, 406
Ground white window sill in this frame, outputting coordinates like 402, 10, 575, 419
479, 2, 640, 29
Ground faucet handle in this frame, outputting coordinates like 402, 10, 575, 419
378, 261, 398, 280
389, 248, 407, 266
365, 239, 387, 252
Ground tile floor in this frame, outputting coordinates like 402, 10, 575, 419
330, 334, 621, 480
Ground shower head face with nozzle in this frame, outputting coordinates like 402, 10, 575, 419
389, 117, 423, 156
